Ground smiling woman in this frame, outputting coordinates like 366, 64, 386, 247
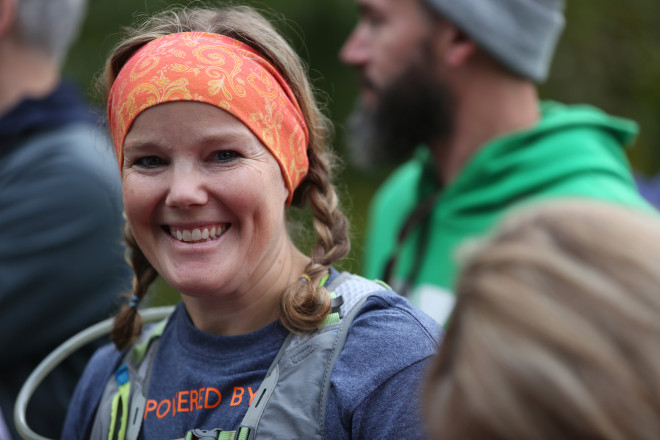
121, 102, 295, 334
108, 28, 320, 344
58, 4, 440, 440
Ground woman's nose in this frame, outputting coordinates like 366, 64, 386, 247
165, 166, 208, 208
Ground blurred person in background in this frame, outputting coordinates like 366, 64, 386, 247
424, 199, 660, 440
340, 0, 653, 324
0, 0, 131, 437
0, 412, 9, 440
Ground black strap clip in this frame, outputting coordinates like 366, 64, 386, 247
185, 429, 223, 440
331, 295, 344, 316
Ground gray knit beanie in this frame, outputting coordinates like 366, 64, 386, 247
424, 0, 565, 83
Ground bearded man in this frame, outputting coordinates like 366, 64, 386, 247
341, 0, 652, 323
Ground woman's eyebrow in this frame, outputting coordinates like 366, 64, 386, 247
198, 129, 253, 144
123, 130, 253, 152
122, 140, 160, 152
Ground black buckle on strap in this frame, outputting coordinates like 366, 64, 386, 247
331, 295, 344, 315
185, 428, 223, 440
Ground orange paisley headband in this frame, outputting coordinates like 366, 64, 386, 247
108, 32, 309, 203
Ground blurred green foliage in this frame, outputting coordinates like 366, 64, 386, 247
64, 0, 660, 303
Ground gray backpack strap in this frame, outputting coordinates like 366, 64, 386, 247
236, 335, 292, 438
319, 297, 369, 434
237, 272, 387, 440
90, 369, 121, 440
90, 319, 168, 440
124, 337, 162, 440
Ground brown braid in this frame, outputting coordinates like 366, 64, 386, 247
110, 223, 158, 350
279, 143, 351, 333
103, 5, 351, 338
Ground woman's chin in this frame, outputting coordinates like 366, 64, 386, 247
165, 276, 228, 299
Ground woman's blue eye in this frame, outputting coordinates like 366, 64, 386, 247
136, 156, 163, 168
214, 151, 238, 162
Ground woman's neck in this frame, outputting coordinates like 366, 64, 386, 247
181, 241, 310, 336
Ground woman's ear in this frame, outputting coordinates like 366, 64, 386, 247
0, 0, 16, 38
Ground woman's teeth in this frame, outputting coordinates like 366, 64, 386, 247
169, 225, 228, 243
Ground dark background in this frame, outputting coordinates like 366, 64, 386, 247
64, 0, 660, 294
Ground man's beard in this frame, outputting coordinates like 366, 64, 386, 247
345, 57, 454, 168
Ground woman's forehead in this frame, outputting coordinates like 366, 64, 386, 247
124, 101, 260, 147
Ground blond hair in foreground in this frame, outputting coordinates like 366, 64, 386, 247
425, 199, 660, 440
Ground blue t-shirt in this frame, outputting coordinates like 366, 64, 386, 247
62, 270, 441, 439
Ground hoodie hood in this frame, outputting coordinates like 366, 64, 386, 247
441, 101, 643, 226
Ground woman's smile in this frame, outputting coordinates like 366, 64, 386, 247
166, 223, 230, 243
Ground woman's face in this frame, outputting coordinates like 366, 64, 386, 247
122, 101, 290, 298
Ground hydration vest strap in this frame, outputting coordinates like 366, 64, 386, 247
236, 361, 280, 437
320, 291, 342, 326
131, 318, 168, 363
108, 365, 131, 440
320, 295, 369, 434
105, 320, 167, 440
318, 273, 341, 326
237, 274, 372, 438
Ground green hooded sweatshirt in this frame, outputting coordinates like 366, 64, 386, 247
362, 101, 654, 323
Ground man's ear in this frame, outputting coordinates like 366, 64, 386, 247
0, 0, 16, 37
432, 20, 477, 69
445, 36, 476, 68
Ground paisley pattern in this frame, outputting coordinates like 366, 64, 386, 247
108, 32, 309, 203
